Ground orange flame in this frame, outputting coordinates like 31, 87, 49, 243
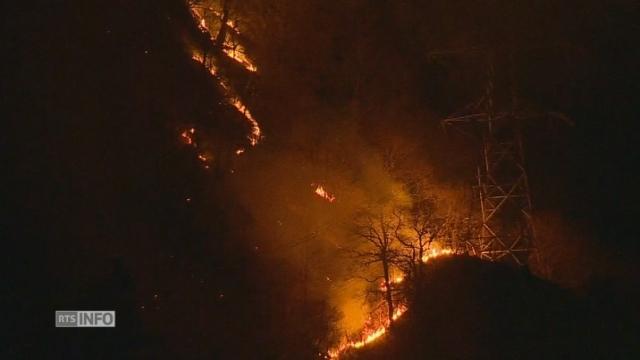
312, 184, 336, 203
181, 128, 196, 146
328, 248, 455, 358
422, 247, 454, 263
187, 4, 262, 146
230, 98, 261, 145
223, 45, 258, 72
328, 305, 408, 358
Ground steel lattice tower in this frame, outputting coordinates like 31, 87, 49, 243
442, 53, 538, 266
474, 115, 535, 265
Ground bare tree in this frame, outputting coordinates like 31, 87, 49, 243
352, 208, 404, 325
397, 198, 448, 282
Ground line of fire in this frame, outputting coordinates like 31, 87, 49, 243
7, 0, 640, 359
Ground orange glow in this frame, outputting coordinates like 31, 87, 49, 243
211, 10, 239, 33
191, 52, 204, 63
223, 45, 258, 72
235, 148, 245, 155
230, 98, 261, 145
329, 247, 454, 358
312, 184, 336, 203
379, 273, 405, 292
328, 304, 408, 358
189, 5, 257, 73
181, 128, 196, 146
422, 247, 454, 263
191, 51, 218, 75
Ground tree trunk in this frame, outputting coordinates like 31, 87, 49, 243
382, 256, 394, 326
215, 0, 231, 50
417, 237, 425, 280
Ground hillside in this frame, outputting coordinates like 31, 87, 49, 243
351, 257, 639, 360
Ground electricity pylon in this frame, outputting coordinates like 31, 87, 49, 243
440, 51, 539, 266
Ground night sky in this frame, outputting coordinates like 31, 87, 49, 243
5, 0, 640, 358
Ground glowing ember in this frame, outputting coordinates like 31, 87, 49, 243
181, 128, 196, 146
191, 52, 204, 63
235, 148, 245, 155
312, 184, 336, 203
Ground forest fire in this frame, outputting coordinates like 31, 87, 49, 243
313, 184, 336, 203
191, 48, 261, 145
328, 246, 454, 358
188, 2, 262, 146
14, 0, 639, 359
189, 2, 258, 73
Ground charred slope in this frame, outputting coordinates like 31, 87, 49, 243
353, 256, 639, 360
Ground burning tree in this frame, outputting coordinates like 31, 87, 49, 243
351, 208, 404, 326
397, 197, 450, 283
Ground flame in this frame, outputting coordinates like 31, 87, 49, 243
379, 272, 406, 293
181, 128, 196, 146
187, 3, 262, 146
312, 184, 336, 203
191, 51, 218, 75
189, 52, 261, 145
422, 247, 454, 263
328, 305, 408, 358
178, 128, 212, 169
223, 45, 258, 72
328, 248, 455, 358
211, 10, 239, 33
230, 98, 261, 145
190, 5, 258, 73
191, 52, 204, 63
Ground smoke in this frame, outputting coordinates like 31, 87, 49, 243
196, 0, 472, 335
225, 111, 413, 330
